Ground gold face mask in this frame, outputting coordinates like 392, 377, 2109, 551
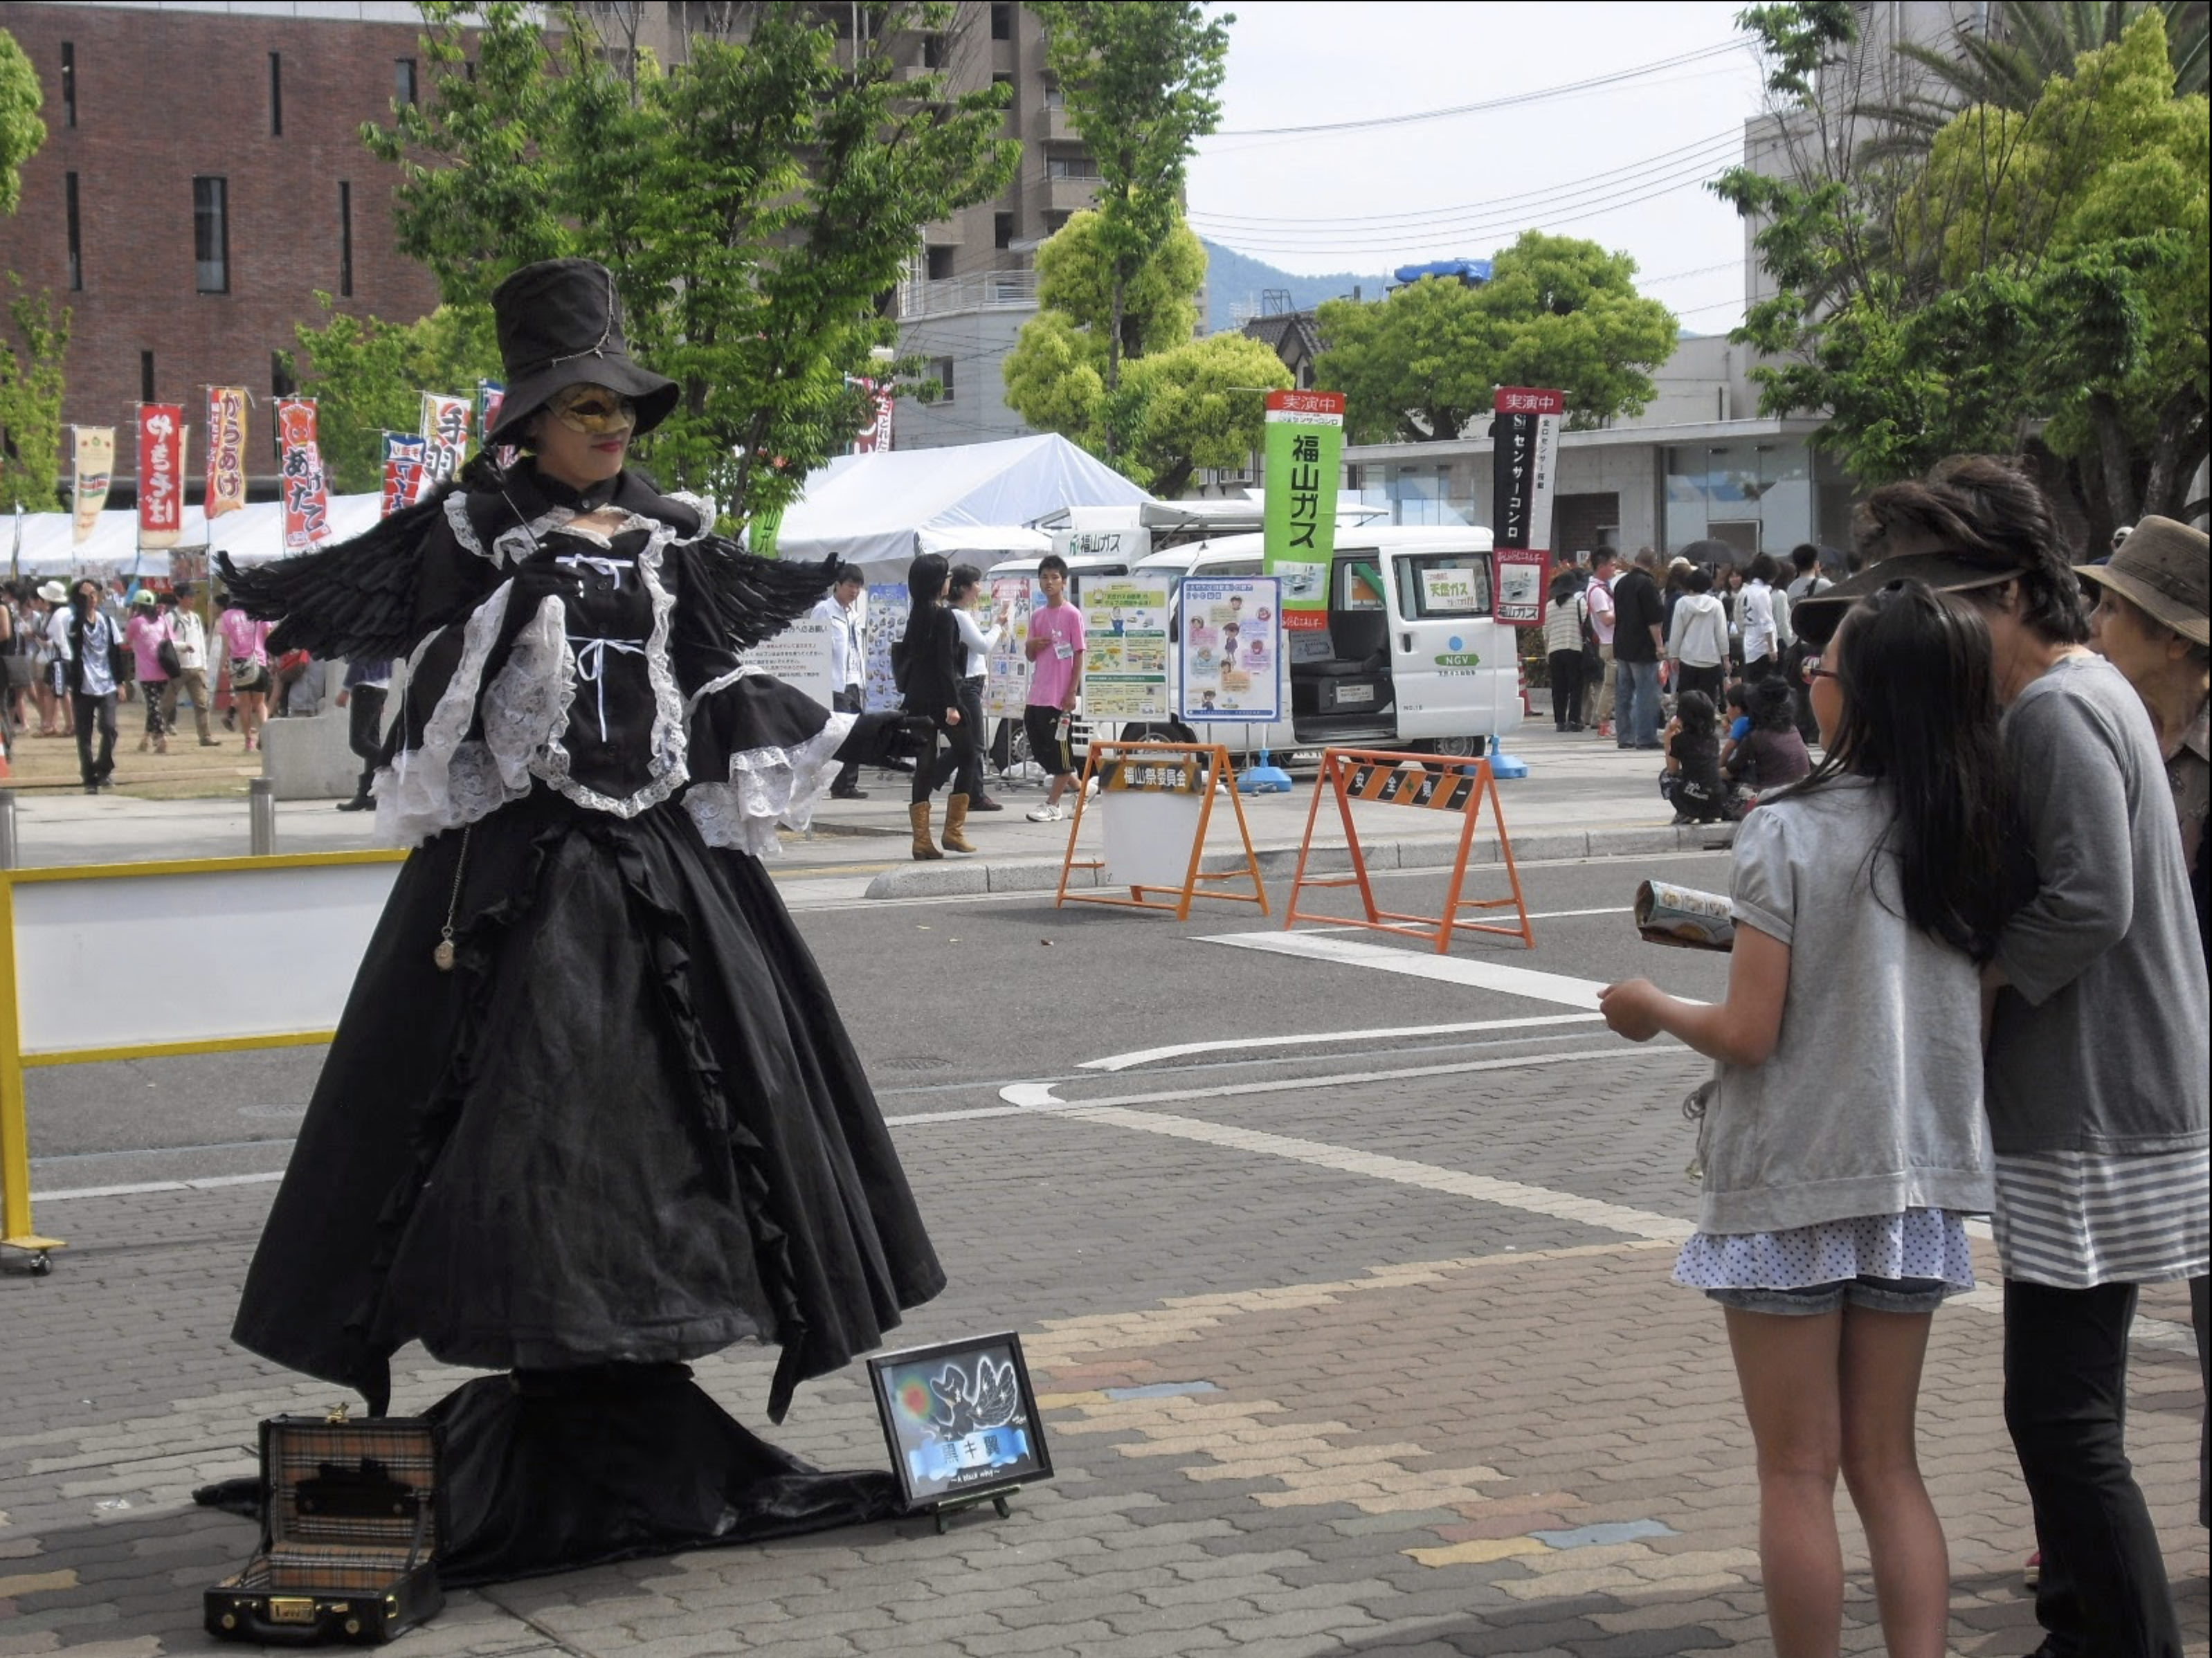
549, 385, 637, 436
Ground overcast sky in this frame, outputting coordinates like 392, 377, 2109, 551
1184, 1, 1770, 334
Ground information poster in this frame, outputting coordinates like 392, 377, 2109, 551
1178, 576, 1281, 722
862, 582, 909, 713
983, 576, 1035, 719
1079, 578, 1170, 721
744, 617, 833, 709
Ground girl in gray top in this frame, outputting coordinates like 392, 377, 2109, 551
1602, 580, 2012, 1658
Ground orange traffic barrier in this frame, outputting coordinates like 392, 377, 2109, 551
1283, 747, 1533, 953
1055, 740, 1268, 922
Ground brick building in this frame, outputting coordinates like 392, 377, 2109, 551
0, 1, 444, 497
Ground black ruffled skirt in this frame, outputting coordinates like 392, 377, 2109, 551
231, 787, 944, 1423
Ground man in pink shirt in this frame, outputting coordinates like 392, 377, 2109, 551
1022, 554, 1086, 822
1585, 549, 1618, 738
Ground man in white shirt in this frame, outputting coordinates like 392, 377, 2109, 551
1739, 553, 1784, 680
1584, 550, 1618, 738
159, 587, 220, 747
812, 565, 870, 799
58, 578, 120, 792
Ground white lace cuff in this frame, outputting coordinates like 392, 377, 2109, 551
374, 586, 526, 846
683, 713, 856, 857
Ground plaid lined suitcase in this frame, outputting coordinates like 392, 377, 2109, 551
205, 1414, 446, 1645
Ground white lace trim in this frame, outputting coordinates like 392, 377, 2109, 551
532, 516, 689, 819
442, 492, 572, 569
685, 662, 765, 712
482, 594, 569, 791
684, 713, 855, 857
374, 584, 522, 846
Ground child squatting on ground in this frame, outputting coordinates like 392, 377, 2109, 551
1599, 579, 2015, 1658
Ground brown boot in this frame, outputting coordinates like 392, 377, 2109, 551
908, 801, 943, 860
942, 793, 977, 853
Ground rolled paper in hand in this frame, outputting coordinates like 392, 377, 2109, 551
1635, 879, 1736, 951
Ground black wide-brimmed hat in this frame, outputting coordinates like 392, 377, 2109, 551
2076, 516, 2209, 647
1791, 549, 2025, 646
487, 258, 679, 446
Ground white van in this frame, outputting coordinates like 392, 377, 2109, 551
1093, 526, 1524, 760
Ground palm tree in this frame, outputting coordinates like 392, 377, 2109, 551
1858, 0, 2206, 156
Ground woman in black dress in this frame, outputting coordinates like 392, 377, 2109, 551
220, 259, 939, 1580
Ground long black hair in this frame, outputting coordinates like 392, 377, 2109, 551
1783, 578, 2013, 960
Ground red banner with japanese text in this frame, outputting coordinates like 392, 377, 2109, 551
850, 377, 895, 454
203, 387, 250, 520
380, 432, 428, 519
276, 397, 332, 552
136, 403, 187, 548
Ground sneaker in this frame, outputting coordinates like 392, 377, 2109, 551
2023, 1550, 2040, 1589
1025, 802, 1063, 823
1084, 776, 1100, 799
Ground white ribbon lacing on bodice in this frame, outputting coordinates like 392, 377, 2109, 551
570, 634, 649, 743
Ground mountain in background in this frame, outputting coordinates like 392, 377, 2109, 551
1199, 239, 1393, 336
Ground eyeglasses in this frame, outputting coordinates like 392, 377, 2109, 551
549, 385, 637, 435
1801, 655, 1840, 685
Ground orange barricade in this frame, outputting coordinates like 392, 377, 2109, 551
1283, 747, 1533, 953
1055, 740, 1268, 921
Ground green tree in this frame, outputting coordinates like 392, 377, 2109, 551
1312, 232, 1678, 444
1031, 0, 1231, 456
365, 1, 1018, 527
0, 28, 43, 217
0, 277, 68, 511
287, 298, 503, 495
1003, 208, 1285, 492
1720, 6, 2210, 536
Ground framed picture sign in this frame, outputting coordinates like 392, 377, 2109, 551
868, 1331, 1053, 1526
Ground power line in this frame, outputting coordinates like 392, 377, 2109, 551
1205, 40, 1746, 138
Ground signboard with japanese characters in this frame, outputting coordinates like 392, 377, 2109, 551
742, 617, 833, 710
204, 388, 250, 520
1178, 576, 1281, 723
1078, 578, 1170, 721
1262, 389, 1345, 634
850, 376, 895, 455
136, 404, 186, 549
276, 398, 332, 552
1491, 387, 1564, 628
71, 426, 114, 545
983, 576, 1035, 720
380, 432, 428, 519
476, 379, 516, 471
419, 392, 472, 493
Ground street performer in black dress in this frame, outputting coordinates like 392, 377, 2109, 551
216, 259, 941, 1582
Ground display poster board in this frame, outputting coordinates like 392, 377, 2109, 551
869, 1333, 1053, 1514
983, 577, 1036, 720
862, 582, 909, 713
1491, 551, 1550, 628
743, 617, 833, 709
1178, 576, 1281, 722
1079, 578, 1170, 722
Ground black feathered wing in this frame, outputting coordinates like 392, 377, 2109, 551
689, 536, 839, 652
215, 486, 460, 662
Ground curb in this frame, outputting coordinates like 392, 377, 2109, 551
862, 821, 1737, 900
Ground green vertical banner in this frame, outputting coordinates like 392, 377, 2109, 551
750, 504, 783, 559
1262, 390, 1345, 636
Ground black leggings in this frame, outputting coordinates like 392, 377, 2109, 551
912, 709, 983, 805
1546, 650, 1584, 727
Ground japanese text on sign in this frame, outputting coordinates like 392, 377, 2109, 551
204, 388, 249, 520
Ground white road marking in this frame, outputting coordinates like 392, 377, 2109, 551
999, 1044, 1650, 1111
36, 1170, 284, 1203
1202, 931, 1611, 1008
1080, 1013, 1604, 1073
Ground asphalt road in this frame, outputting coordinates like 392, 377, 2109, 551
24, 849, 1737, 1194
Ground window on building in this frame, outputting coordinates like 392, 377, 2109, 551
338, 181, 354, 297
395, 58, 418, 107
990, 3, 1012, 39
992, 71, 1013, 118
271, 352, 295, 399
921, 32, 945, 69
64, 172, 82, 291
1042, 80, 1063, 110
140, 351, 156, 403
193, 176, 230, 293
994, 211, 1015, 250
930, 357, 955, 403
269, 52, 282, 136
925, 244, 955, 280
1046, 154, 1100, 180
1042, 210, 1069, 235
60, 42, 77, 127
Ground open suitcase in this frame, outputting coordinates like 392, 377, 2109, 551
205, 1413, 446, 1645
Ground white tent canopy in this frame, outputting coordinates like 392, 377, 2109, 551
9, 493, 387, 581
772, 434, 1151, 581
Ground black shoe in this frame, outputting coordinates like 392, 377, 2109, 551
970, 794, 1004, 812
335, 796, 374, 812
830, 786, 869, 801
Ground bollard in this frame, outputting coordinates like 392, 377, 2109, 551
248, 777, 277, 857
0, 789, 14, 871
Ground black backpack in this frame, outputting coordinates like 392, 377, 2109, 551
891, 614, 918, 699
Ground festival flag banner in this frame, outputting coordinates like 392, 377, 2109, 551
380, 432, 428, 519
71, 426, 115, 545
204, 387, 250, 520
419, 392, 471, 493
276, 397, 332, 552
1490, 386, 1564, 626
849, 376, 895, 454
475, 379, 505, 445
1261, 390, 1345, 633
136, 403, 187, 548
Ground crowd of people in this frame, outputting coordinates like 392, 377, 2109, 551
1603, 461, 2208, 1658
